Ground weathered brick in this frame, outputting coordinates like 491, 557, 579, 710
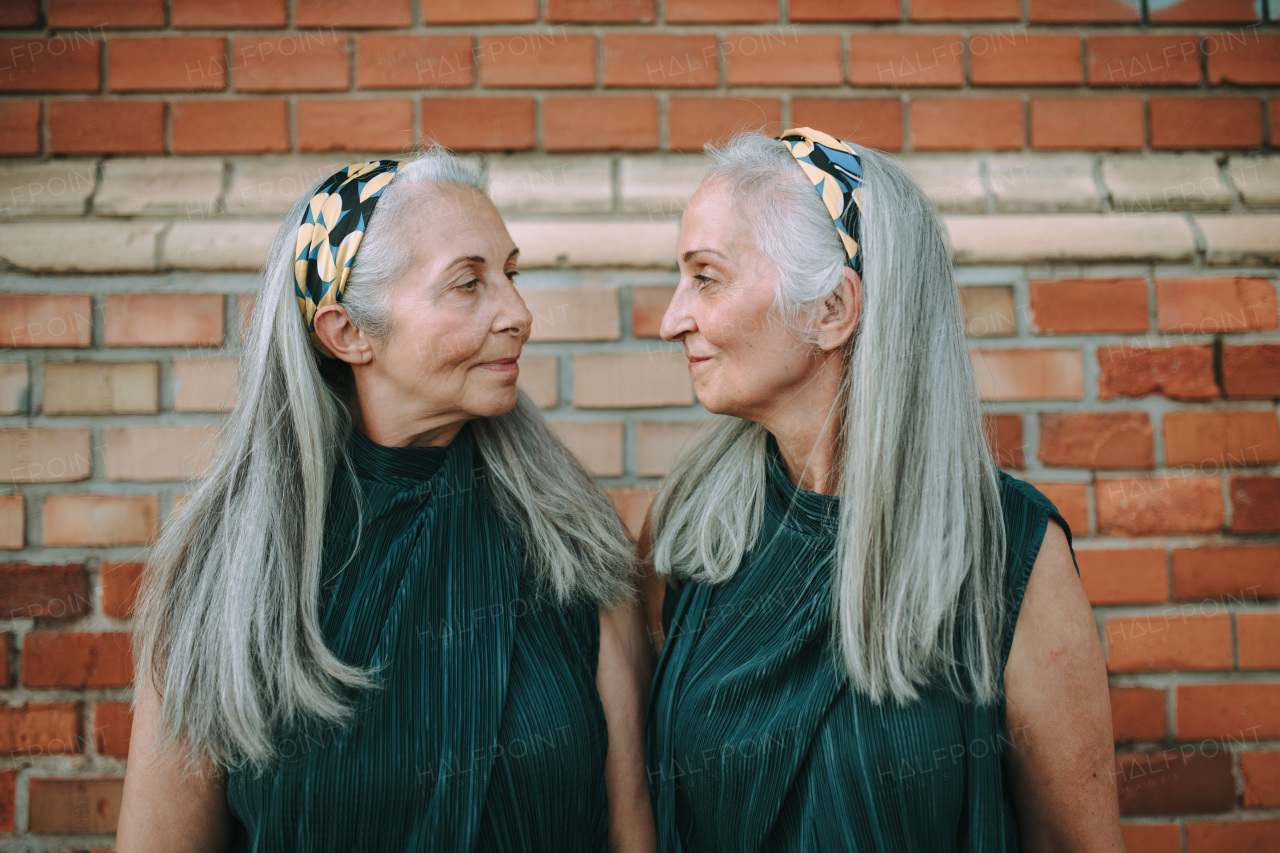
421, 97, 536, 151
572, 352, 694, 408
987, 154, 1100, 212
848, 33, 964, 87
43, 362, 159, 415
1030, 97, 1144, 150
22, 631, 133, 688
42, 495, 158, 547
666, 97, 782, 152
102, 426, 220, 481
1176, 684, 1280, 739
94, 700, 133, 757
0, 429, 91, 483
27, 777, 123, 835
945, 215, 1196, 264
100, 560, 144, 618
102, 294, 225, 347
295, 0, 411, 26
1194, 216, 1280, 265
0, 160, 98, 218
1097, 345, 1219, 401
1110, 686, 1168, 740
1038, 412, 1154, 469
1029, 278, 1149, 334
0, 37, 101, 92
896, 154, 985, 212
1106, 613, 1233, 671
1151, 97, 1263, 149
726, 34, 841, 87
516, 355, 557, 408
231, 33, 350, 92
1240, 750, 1280, 807
488, 156, 612, 215
1227, 155, 1280, 206
0, 496, 22, 550
635, 420, 705, 476
0, 223, 161, 272
49, 101, 165, 155
1230, 476, 1280, 533
548, 420, 623, 476
0, 294, 92, 347
0, 364, 25, 416
909, 98, 1023, 150
357, 34, 473, 89
960, 286, 1016, 336
172, 100, 289, 154
108, 36, 226, 92
1222, 345, 1280, 398
95, 157, 223, 217
1164, 411, 1280, 468
173, 357, 239, 412
544, 96, 658, 151
506, 221, 678, 267
1171, 544, 1280, 601
0, 562, 89, 621
296, 99, 415, 152
1103, 154, 1231, 211
970, 349, 1083, 400
1096, 475, 1223, 535
522, 288, 619, 342
0, 703, 82, 754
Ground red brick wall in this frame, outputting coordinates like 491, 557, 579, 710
1, 0, 1279, 848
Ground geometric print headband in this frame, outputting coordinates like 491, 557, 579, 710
774, 127, 866, 276
294, 159, 401, 359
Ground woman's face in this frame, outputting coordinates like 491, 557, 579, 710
660, 178, 826, 424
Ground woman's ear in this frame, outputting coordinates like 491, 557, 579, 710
313, 304, 373, 364
815, 267, 861, 351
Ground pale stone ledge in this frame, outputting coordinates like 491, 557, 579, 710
488, 156, 612, 215
1101, 154, 1231, 212
95, 158, 224, 217
619, 155, 708, 217
890, 155, 986, 213
506, 221, 680, 267
1194, 215, 1280, 265
0, 222, 161, 272
1227, 156, 1280, 207
988, 154, 1101, 213
944, 214, 1196, 263
164, 222, 278, 270
0, 160, 98, 218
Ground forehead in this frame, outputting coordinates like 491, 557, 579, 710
678, 179, 748, 253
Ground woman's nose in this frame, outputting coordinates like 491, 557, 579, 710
659, 283, 695, 342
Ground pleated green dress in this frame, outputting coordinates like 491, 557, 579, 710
646, 431, 1080, 851
226, 419, 609, 851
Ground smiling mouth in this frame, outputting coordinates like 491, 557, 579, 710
477, 357, 519, 372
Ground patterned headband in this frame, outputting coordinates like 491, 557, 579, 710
294, 159, 401, 359
774, 127, 866, 275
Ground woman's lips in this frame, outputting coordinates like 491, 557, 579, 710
687, 355, 712, 369
477, 357, 519, 373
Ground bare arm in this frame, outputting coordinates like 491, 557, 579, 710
1002, 519, 1125, 853
634, 511, 667, 658
116, 667, 235, 853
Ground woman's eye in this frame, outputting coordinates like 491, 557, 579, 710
507, 270, 520, 281
693, 274, 715, 289
459, 279, 480, 291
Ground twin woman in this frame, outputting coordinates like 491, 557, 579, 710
115, 128, 1126, 852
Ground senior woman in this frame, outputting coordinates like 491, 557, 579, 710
638, 128, 1126, 852
116, 149, 656, 851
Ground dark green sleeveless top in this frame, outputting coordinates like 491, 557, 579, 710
646, 432, 1080, 852
226, 420, 608, 851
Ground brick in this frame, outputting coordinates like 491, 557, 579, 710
1029, 0, 1140, 22
298, 99, 414, 152
516, 355, 557, 408
791, 0, 899, 20
636, 421, 705, 476
23, 631, 132, 688
1103, 154, 1232, 212
1230, 476, 1280, 533
489, 156, 612, 215
296, 0, 411, 26
1031, 97, 1144, 150
848, 34, 964, 87
0, 161, 98, 218
224, 155, 355, 214
100, 560, 143, 618
1096, 475, 1223, 535
357, 34, 473, 89
1115, 750, 1234, 815
1151, 97, 1263, 149
0, 703, 81, 754
970, 34, 1082, 86
27, 777, 123, 835
0, 496, 21, 550
1240, 750, 1280, 807
0, 562, 89, 621
1029, 278, 1148, 334
1088, 34, 1202, 86
43, 495, 158, 546
1039, 412, 1153, 469
108, 37, 226, 92
1152, 0, 1261, 23
666, 0, 777, 22
1228, 155, 1280, 206
547, 0, 655, 22
1186, 820, 1280, 852
103, 426, 220, 481
949, 214, 1196, 264
49, 101, 164, 155
1097, 345, 1218, 401
48, 0, 163, 27
1195, 216, 1280, 266
523, 288, 619, 341
545, 97, 657, 152
989, 154, 1100, 212
666, 97, 781, 152
1171, 545, 1280, 601
617, 156, 704, 217
422, 0, 536, 22
1158, 277, 1277, 334
94, 701, 132, 758
897, 154, 985, 212
1, 222, 162, 273
910, 0, 1019, 19
103, 294, 224, 347
0, 633, 8, 686
1106, 613, 1232, 671
1120, 824, 1180, 853
1238, 614, 1280, 670
1078, 547, 1168, 605
165, 222, 276, 271
605, 486, 656, 538
0, 769, 13, 832
1026, 481, 1087, 536
985, 413, 1024, 468
485, 33, 595, 88
0, 294, 92, 347
572, 353, 693, 408
960, 286, 1015, 336
0, 102, 40, 155
1177, 684, 1280, 739
173, 357, 239, 412
909, 98, 1023, 150
422, 97, 535, 151
507, 221, 678, 267
1222, 345, 1280, 398
171, 0, 287, 26
0, 0, 38, 26
231, 34, 349, 92
970, 349, 1082, 400
0, 364, 25, 415
0, 37, 100, 92
0, 429, 91, 483
790, 98, 903, 151
548, 421, 623, 476
95, 157, 223, 217
726, 34, 842, 87
1165, 411, 1280, 469
1110, 686, 1168, 740
604, 34, 716, 88
172, 100, 289, 154
631, 285, 676, 337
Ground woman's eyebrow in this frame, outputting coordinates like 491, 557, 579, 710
680, 248, 724, 264
444, 247, 521, 269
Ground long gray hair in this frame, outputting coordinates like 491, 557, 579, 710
649, 131, 1008, 706
132, 146, 636, 774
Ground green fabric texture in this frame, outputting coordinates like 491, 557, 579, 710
226, 420, 609, 851
647, 432, 1080, 852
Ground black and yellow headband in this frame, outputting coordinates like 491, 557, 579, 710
774, 127, 866, 275
294, 159, 401, 359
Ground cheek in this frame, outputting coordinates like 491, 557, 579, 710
397, 310, 488, 374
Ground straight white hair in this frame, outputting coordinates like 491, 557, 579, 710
649, 130, 1008, 706
132, 146, 636, 774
